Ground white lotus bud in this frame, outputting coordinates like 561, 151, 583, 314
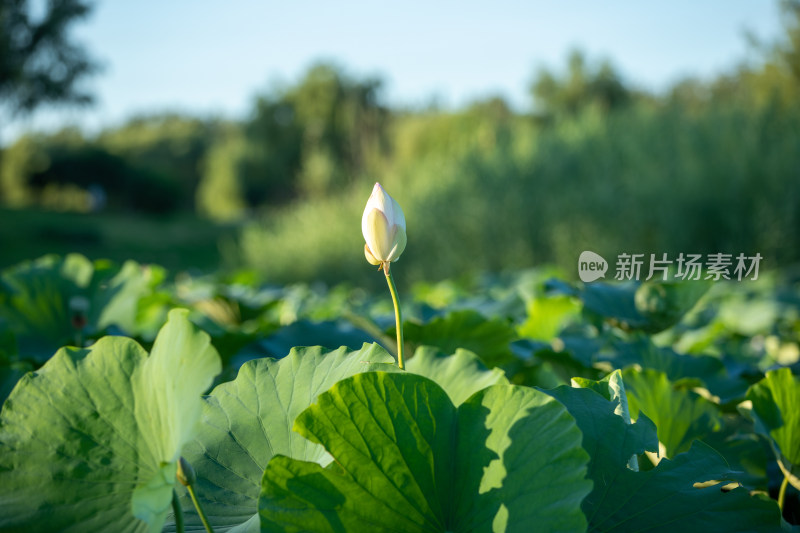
176, 456, 196, 487
362, 182, 406, 267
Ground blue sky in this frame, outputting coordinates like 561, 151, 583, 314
5, 0, 785, 139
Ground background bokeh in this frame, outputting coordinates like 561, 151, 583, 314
1, 1, 798, 288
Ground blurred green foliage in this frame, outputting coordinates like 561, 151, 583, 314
1, 2, 799, 283
237, 3, 800, 286
1, 116, 220, 214
98, 114, 219, 211
0, 207, 236, 274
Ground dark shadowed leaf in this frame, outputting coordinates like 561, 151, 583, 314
399, 309, 517, 366
746, 368, 800, 491
545, 384, 784, 532
623, 367, 721, 458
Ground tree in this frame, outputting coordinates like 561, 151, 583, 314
195, 62, 389, 218
0, 0, 99, 116
776, 0, 800, 83
530, 50, 631, 118
670, 0, 800, 111
98, 113, 218, 210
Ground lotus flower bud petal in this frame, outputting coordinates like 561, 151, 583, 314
362, 183, 406, 265
364, 244, 382, 266
387, 225, 406, 263
177, 456, 196, 487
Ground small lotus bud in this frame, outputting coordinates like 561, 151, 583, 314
362, 183, 407, 267
69, 296, 90, 330
177, 456, 196, 487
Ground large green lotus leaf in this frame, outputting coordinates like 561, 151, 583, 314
623, 367, 720, 458
580, 282, 650, 330
545, 385, 785, 532
573, 370, 632, 422
405, 345, 508, 405
571, 373, 767, 487
259, 372, 591, 532
599, 338, 750, 404
0, 309, 221, 532
514, 334, 603, 385
398, 309, 517, 366
517, 293, 581, 341
746, 367, 800, 490
633, 279, 712, 333
580, 279, 710, 334
90, 258, 164, 335
0, 254, 159, 362
176, 344, 397, 532
700, 417, 770, 491
573, 370, 639, 470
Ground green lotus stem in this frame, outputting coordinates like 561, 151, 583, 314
383, 264, 405, 369
172, 489, 184, 533
187, 484, 214, 533
778, 474, 789, 513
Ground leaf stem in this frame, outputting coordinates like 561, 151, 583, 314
188, 485, 215, 533
172, 489, 185, 533
383, 263, 405, 369
778, 474, 789, 514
